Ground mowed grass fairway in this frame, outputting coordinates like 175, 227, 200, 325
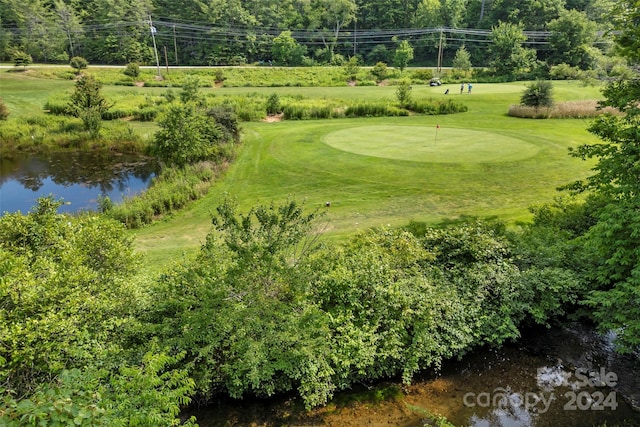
134, 81, 603, 268
0, 71, 601, 268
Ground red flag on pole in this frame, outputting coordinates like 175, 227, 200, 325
436, 124, 440, 129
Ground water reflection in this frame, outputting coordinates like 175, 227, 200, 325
0, 152, 157, 214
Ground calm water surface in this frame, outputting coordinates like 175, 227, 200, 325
186, 324, 640, 426
0, 152, 157, 214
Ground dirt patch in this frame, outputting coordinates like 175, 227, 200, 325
263, 113, 284, 123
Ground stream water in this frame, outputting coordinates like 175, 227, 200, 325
186, 323, 640, 426
0, 152, 157, 214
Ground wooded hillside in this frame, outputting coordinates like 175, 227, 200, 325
0, 0, 622, 70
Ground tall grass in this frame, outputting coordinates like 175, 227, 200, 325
508, 100, 619, 119
105, 161, 221, 228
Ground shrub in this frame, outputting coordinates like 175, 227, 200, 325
520, 80, 554, 109
123, 62, 140, 78
549, 63, 581, 80
410, 69, 434, 82
11, 49, 32, 69
0, 98, 9, 120
69, 56, 88, 73
266, 92, 281, 115
370, 62, 388, 82
396, 79, 412, 107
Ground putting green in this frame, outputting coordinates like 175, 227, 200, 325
322, 125, 539, 163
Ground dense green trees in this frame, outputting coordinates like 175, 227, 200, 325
0, 0, 618, 70
0, 197, 196, 425
488, 21, 536, 77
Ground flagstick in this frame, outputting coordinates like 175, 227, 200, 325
434, 125, 439, 147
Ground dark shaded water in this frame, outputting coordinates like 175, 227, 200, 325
186, 324, 640, 426
0, 152, 157, 214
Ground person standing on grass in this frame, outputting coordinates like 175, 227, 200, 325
468, 83, 473, 94
460, 83, 464, 94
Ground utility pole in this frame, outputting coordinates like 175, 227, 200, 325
148, 15, 161, 78
173, 24, 179, 65
437, 29, 444, 76
353, 19, 357, 57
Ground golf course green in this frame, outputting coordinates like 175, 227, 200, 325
0, 72, 603, 271
323, 125, 538, 163
133, 81, 603, 270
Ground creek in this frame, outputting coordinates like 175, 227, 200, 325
0, 152, 157, 214
186, 323, 640, 426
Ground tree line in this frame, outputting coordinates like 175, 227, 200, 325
0, 0, 626, 75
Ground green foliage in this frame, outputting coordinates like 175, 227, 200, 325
11, 49, 32, 69
547, 9, 598, 69
151, 102, 221, 167
67, 74, 111, 136
452, 45, 472, 72
0, 197, 140, 390
123, 62, 140, 78
345, 102, 407, 117
370, 62, 389, 82
489, 22, 536, 76
107, 162, 218, 228
343, 56, 360, 81
69, 56, 88, 73
272, 31, 307, 66
395, 79, 412, 107
549, 63, 582, 80
266, 92, 281, 115
0, 98, 9, 120
180, 76, 202, 104
0, 355, 197, 427
520, 80, 554, 108
393, 40, 414, 72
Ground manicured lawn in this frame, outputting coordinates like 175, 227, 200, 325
0, 70, 603, 270
134, 81, 603, 269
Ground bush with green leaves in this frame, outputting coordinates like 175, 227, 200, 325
0, 197, 198, 425
266, 92, 281, 115
69, 56, 88, 73
11, 49, 32, 69
151, 102, 221, 166
144, 198, 586, 409
520, 80, 554, 109
123, 62, 140, 78
370, 61, 389, 82
396, 79, 412, 107
67, 74, 112, 136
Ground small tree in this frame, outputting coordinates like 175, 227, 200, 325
266, 93, 281, 115
180, 76, 201, 104
452, 45, 472, 72
343, 56, 360, 82
69, 56, 88, 74
11, 50, 32, 69
152, 103, 220, 166
68, 74, 111, 136
393, 40, 414, 73
0, 98, 9, 121
123, 62, 140, 78
370, 62, 388, 83
396, 79, 412, 107
520, 80, 554, 109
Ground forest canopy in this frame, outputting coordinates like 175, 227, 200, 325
0, 0, 621, 70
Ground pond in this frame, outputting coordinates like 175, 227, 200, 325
185, 324, 640, 426
0, 152, 157, 215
